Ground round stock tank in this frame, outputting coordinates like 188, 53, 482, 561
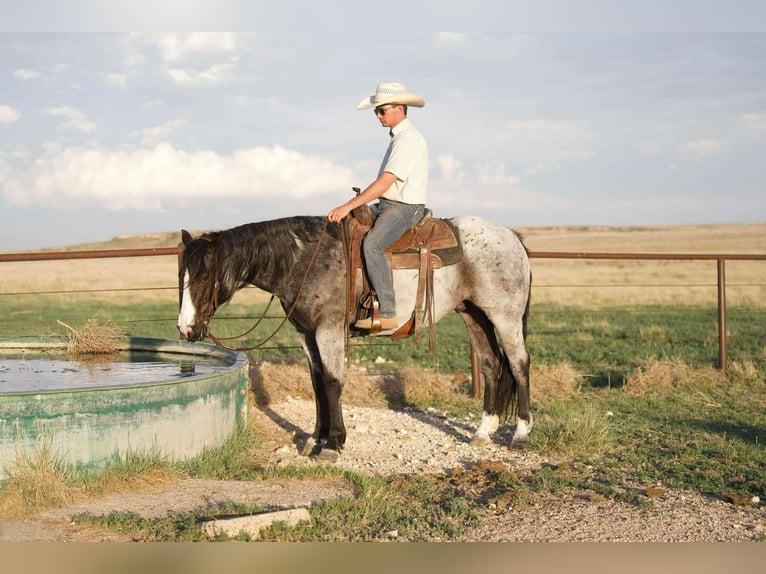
0, 336, 249, 480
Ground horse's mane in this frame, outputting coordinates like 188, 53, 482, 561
186, 216, 337, 297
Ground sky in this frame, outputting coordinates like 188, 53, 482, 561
1, 29, 766, 250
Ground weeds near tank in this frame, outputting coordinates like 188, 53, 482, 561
0, 443, 79, 517
57, 315, 124, 357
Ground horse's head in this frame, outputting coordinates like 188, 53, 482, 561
177, 229, 228, 342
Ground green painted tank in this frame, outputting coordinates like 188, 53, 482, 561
0, 337, 248, 480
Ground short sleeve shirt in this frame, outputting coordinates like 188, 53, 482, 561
378, 118, 428, 205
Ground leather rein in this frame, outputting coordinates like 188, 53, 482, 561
197, 218, 330, 352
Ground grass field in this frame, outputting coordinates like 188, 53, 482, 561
1, 224, 765, 540
1, 223, 764, 376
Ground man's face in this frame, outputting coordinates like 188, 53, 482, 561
374, 104, 404, 128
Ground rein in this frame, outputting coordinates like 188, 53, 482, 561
203, 218, 330, 352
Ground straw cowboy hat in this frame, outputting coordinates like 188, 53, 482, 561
357, 82, 425, 110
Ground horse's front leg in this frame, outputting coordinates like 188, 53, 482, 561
297, 327, 346, 461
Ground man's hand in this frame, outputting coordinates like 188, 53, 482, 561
328, 172, 396, 224
328, 204, 352, 223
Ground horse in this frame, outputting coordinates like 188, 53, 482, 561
177, 215, 533, 461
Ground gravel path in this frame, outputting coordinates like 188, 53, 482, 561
1, 398, 763, 542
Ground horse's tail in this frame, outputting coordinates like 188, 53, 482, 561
495, 350, 517, 421
495, 265, 531, 421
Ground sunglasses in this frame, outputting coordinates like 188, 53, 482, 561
374, 105, 398, 116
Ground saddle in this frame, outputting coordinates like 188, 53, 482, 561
340, 190, 462, 353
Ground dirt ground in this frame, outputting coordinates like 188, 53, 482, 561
1, 397, 764, 542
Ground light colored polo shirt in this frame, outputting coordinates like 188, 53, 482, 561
378, 117, 428, 205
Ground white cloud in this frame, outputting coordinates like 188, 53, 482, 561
157, 33, 238, 63
1, 143, 355, 210
45, 106, 97, 133
167, 59, 238, 86
14, 69, 42, 80
742, 112, 766, 133
496, 120, 595, 172
131, 119, 186, 146
131, 33, 241, 86
0, 105, 21, 124
106, 73, 128, 88
434, 33, 469, 46
433, 154, 466, 184
681, 138, 723, 156
476, 161, 521, 186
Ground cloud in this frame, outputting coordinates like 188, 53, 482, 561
681, 138, 723, 156
167, 60, 238, 86
135, 33, 241, 86
14, 69, 42, 80
45, 106, 97, 133
433, 154, 466, 185
742, 112, 766, 133
0, 105, 21, 124
1, 143, 355, 211
476, 161, 521, 186
434, 33, 469, 46
106, 73, 128, 88
131, 119, 187, 146
495, 120, 595, 172
157, 33, 238, 63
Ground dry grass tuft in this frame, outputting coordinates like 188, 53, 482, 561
0, 446, 184, 519
530, 362, 587, 408
251, 361, 468, 411
251, 362, 313, 406
623, 357, 727, 397
727, 356, 765, 387
388, 368, 468, 407
0, 445, 80, 518
92, 465, 182, 498
533, 403, 613, 458
57, 315, 124, 357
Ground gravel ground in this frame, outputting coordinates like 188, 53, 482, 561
1, 397, 763, 542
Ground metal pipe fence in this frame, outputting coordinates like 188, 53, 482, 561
2, 245, 765, 398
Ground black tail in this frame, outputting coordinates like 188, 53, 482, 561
495, 267, 531, 421
496, 350, 517, 422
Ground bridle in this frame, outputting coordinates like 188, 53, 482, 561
190, 218, 330, 352
198, 264, 222, 333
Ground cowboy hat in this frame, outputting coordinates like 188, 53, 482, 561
357, 82, 425, 110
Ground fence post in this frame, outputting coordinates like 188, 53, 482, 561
717, 258, 727, 372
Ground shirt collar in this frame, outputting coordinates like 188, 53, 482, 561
389, 117, 411, 138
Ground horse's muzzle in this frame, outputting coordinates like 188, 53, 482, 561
178, 323, 206, 342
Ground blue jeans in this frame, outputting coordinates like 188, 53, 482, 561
363, 198, 426, 318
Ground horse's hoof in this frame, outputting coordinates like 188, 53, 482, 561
299, 438, 317, 457
470, 434, 491, 447
312, 448, 340, 463
509, 435, 529, 450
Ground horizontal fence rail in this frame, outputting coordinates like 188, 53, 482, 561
2, 245, 765, 397
529, 250, 766, 374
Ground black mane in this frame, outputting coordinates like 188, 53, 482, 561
186, 216, 338, 299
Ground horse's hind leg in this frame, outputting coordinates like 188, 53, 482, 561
491, 314, 533, 444
458, 304, 503, 446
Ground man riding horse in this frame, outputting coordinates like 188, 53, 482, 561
328, 82, 428, 332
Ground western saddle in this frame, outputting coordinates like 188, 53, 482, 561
340, 189, 463, 354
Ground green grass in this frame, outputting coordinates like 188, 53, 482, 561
2, 296, 764, 382
5, 370, 764, 540
2, 295, 765, 540
66, 372, 766, 541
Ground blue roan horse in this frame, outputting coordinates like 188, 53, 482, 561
178, 215, 533, 461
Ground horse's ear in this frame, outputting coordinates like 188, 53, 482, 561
181, 229, 193, 246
